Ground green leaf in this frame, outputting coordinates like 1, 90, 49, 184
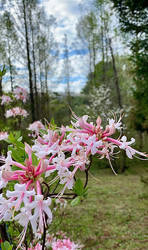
8, 132, 16, 143
15, 131, 21, 140
71, 196, 81, 206
15, 141, 24, 148
32, 152, 39, 166
73, 178, 84, 196
40, 129, 47, 134
10, 147, 26, 163
1, 241, 13, 250
50, 118, 57, 130
17, 136, 22, 142
8, 132, 23, 146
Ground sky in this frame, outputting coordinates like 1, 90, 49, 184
2, 0, 90, 94
39, 0, 128, 94
2, 0, 128, 94
40, 0, 91, 94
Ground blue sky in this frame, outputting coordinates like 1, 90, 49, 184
3, 0, 128, 93
41, 0, 128, 93
40, 0, 90, 94
2, 0, 89, 93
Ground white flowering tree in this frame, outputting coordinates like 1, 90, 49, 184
86, 85, 112, 122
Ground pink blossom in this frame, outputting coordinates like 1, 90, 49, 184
0, 194, 14, 221
1, 95, 12, 105
28, 243, 42, 250
0, 132, 8, 141
28, 121, 45, 137
0, 112, 148, 249
5, 107, 28, 118
14, 86, 27, 103
0, 144, 54, 247
32, 129, 60, 158
31, 194, 52, 233
52, 238, 82, 250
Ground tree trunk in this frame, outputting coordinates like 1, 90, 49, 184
108, 38, 127, 173
29, 7, 39, 120
108, 38, 122, 109
22, 0, 35, 122
92, 36, 96, 85
8, 57, 13, 91
0, 76, 2, 97
0, 76, 5, 120
88, 41, 93, 86
7, 38, 14, 91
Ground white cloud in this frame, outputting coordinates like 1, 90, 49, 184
41, 0, 129, 94
42, 0, 82, 40
40, 0, 88, 94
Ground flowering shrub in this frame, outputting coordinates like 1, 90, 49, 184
1, 95, 12, 105
23, 231, 83, 250
1, 86, 28, 118
28, 121, 45, 137
0, 132, 8, 141
51, 238, 81, 250
13, 87, 27, 103
5, 107, 28, 118
0, 113, 147, 249
0, 87, 28, 137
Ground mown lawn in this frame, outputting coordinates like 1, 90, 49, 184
50, 164, 148, 250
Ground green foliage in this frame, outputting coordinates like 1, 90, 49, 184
71, 196, 81, 206
0, 65, 6, 77
9, 146, 26, 165
73, 178, 87, 196
7, 132, 27, 164
50, 118, 57, 130
31, 152, 39, 166
71, 178, 88, 206
1, 241, 13, 250
7, 131, 22, 144
111, 0, 148, 132
111, 0, 148, 34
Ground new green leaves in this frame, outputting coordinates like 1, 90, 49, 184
71, 178, 88, 206
1, 241, 13, 250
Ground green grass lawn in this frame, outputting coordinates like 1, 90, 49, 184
50, 164, 148, 250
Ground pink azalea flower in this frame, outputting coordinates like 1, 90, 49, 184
6, 183, 35, 210
0, 144, 55, 248
0, 194, 14, 221
14, 86, 27, 103
28, 121, 45, 137
32, 130, 60, 158
5, 107, 28, 118
31, 194, 52, 233
1, 95, 12, 105
0, 132, 8, 141
52, 238, 82, 250
28, 243, 42, 250
0, 112, 147, 249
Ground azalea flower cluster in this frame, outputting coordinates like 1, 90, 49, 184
0, 86, 28, 120
1, 95, 12, 105
0, 114, 147, 249
0, 132, 8, 141
14, 86, 27, 103
25, 239, 81, 250
1, 86, 27, 105
25, 231, 83, 250
51, 238, 81, 250
28, 121, 45, 137
5, 107, 28, 118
